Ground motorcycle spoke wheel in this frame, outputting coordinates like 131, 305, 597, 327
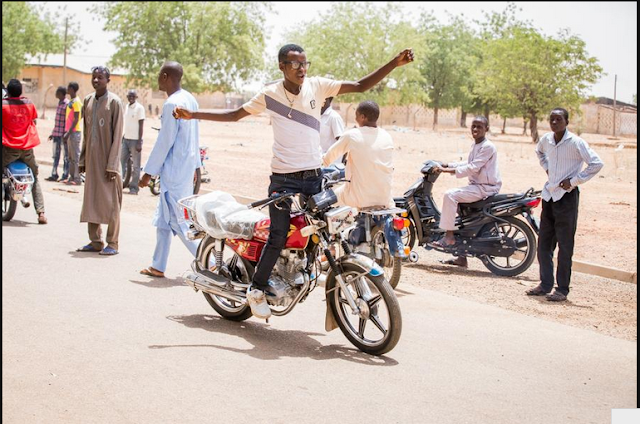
328, 262, 402, 355
480, 217, 537, 277
199, 238, 253, 321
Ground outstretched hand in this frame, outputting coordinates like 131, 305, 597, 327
173, 107, 193, 120
394, 48, 414, 67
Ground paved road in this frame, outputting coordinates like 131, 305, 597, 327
2, 193, 636, 424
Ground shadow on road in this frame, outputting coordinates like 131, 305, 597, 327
407, 262, 538, 282
2, 219, 33, 227
129, 277, 186, 289
528, 296, 595, 310
151, 314, 399, 366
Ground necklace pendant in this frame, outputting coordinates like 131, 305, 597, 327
287, 108, 293, 118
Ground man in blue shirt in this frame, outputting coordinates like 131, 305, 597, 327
138, 62, 200, 278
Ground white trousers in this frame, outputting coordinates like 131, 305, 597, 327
439, 185, 486, 231
151, 210, 199, 273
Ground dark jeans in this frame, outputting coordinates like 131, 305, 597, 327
537, 189, 580, 296
51, 136, 69, 179
252, 172, 322, 289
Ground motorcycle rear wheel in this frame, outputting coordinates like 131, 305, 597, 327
2, 181, 17, 221
480, 216, 537, 277
122, 157, 133, 189
193, 168, 202, 194
370, 226, 402, 289
198, 236, 253, 321
327, 263, 402, 356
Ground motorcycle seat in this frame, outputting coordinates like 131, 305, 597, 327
6, 161, 32, 176
460, 193, 523, 210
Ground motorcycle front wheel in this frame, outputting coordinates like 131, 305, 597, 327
326, 263, 402, 356
198, 236, 253, 321
479, 216, 537, 277
2, 182, 17, 221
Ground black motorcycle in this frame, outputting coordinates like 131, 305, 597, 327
395, 160, 541, 277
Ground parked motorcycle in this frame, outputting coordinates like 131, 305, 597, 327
147, 144, 208, 196
2, 161, 35, 221
395, 160, 541, 277
178, 184, 403, 355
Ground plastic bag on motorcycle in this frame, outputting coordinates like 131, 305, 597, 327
194, 191, 267, 240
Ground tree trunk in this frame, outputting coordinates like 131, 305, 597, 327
460, 110, 467, 128
433, 107, 439, 131
483, 104, 490, 126
502, 117, 507, 134
523, 118, 528, 136
530, 113, 539, 143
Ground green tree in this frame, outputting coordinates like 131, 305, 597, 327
475, 7, 602, 142
2, 2, 69, 81
280, 2, 423, 105
417, 14, 479, 129
93, 2, 270, 93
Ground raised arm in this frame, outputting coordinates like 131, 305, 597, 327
338, 49, 414, 95
173, 106, 250, 122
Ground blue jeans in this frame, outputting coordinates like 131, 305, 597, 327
51, 136, 69, 179
349, 214, 406, 258
252, 172, 323, 289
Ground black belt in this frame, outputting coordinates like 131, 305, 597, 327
273, 168, 322, 180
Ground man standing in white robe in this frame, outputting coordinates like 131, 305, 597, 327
138, 62, 200, 278
431, 116, 502, 267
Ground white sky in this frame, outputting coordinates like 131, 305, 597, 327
36, 1, 637, 103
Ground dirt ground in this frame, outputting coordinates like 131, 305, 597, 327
31, 114, 637, 341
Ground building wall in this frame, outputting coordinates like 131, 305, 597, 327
18, 65, 244, 117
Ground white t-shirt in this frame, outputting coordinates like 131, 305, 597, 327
123, 102, 145, 140
320, 106, 345, 153
323, 126, 395, 209
242, 77, 342, 173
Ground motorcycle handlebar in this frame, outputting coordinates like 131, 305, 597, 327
248, 192, 295, 209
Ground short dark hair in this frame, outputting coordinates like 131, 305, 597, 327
7, 79, 22, 97
91, 65, 111, 79
68, 82, 79, 92
472, 115, 489, 127
356, 100, 380, 122
551, 107, 569, 122
56, 86, 67, 96
278, 44, 304, 62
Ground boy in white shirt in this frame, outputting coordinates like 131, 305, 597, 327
323, 100, 404, 257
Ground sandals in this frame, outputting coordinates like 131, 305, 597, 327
99, 246, 119, 256
140, 267, 165, 278
76, 243, 101, 252
428, 239, 456, 249
439, 258, 468, 267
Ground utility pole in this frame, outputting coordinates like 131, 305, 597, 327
63, 18, 68, 84
612, 74, 617, 137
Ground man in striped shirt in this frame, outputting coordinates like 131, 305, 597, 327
174, 44, 414, 319
45, 86, 69, 182
526, 108, 603, 301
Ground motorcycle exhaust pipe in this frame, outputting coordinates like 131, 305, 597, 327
183, 271, 247, 304
20, 198, 30, 208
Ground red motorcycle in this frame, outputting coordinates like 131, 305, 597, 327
178, 187, 403, 356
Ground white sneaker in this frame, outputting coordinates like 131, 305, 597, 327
246, 288, 272, 319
